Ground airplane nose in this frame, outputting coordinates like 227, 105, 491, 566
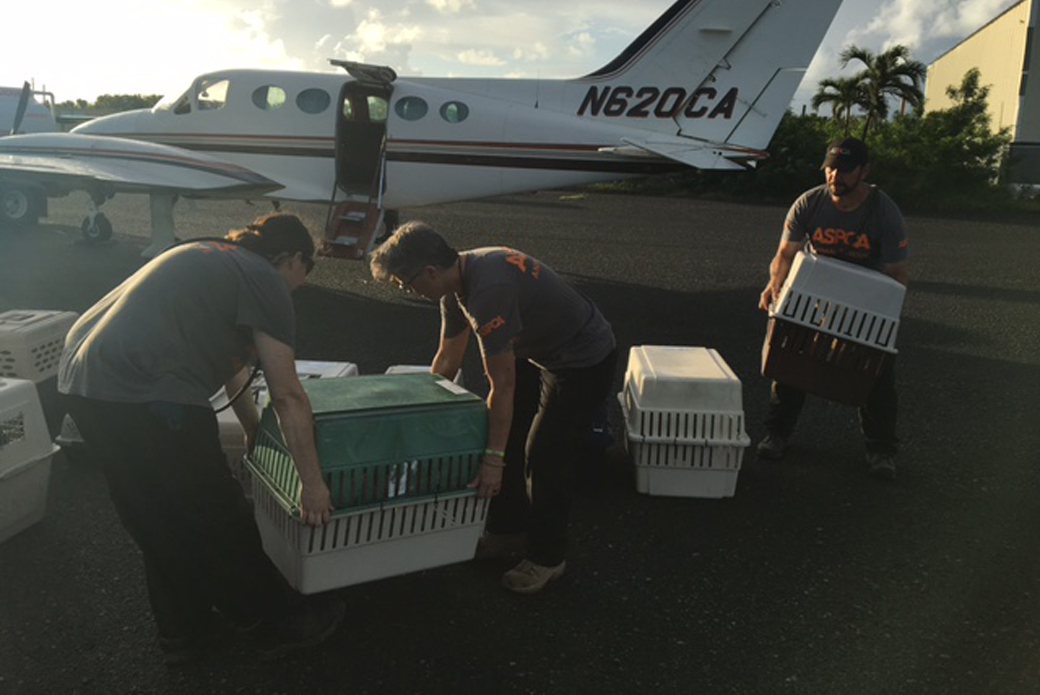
72, 109, 148, 135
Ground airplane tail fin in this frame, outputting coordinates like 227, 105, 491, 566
573, 0, 843, 162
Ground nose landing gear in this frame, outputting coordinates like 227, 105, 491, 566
80, 211, 113, 243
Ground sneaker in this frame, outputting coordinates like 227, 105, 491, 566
756, 433, 788, 460
501, 559, 566, 595
256, 594, 346, 660
866, 451, 896, 481
474, 532, 527, 560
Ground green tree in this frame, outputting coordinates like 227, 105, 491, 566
94, 94, 162, 112
869, 68, 1011, 210
840, 45, 926, 140
811, 76, 865, 135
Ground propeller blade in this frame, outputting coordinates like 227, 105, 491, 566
10, 81, 32, 135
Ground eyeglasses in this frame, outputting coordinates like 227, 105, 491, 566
303, 255, 315, 275
393, 266, 424, 292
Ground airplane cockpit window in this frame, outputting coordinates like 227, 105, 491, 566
440, 101, 470, 123
172, 94, 192, 115
154, 86, 190, 114
196, 78, 229, 111
297, 88, 331, 114
394, 96, 428, 121
252, 86, 286, 111
368, 96, 388, 123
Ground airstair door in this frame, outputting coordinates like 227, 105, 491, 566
321, 81, 392, 259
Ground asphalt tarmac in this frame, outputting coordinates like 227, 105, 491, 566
0, 190, 1038, 695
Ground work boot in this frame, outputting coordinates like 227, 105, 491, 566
501, 559, 566, 595
756, 432, 789, 460
474, 532, 527, 560
865, 451, 896, 481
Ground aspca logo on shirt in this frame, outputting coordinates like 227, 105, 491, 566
479, 316, 506, 337
812, 227, 872, 251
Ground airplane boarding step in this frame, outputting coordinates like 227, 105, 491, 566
320, 200, 384, 260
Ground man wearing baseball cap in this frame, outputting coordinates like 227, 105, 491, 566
756, 136, 910, 480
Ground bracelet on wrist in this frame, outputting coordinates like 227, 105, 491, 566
484, 448, 506, 458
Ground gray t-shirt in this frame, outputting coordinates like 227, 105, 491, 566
441, 248, 615, 370
59, 241, 296, 407
782, 184, 909, 270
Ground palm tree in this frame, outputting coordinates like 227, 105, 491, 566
840, 44, 926, 139
811, 76, 865, 135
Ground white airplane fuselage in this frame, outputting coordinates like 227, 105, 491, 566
74, 69, 711, 209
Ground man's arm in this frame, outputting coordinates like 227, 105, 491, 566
254, 329, 332, 526
882, 259, 910, 287
759, 240, 802, 311
467, 347, 516, 499
225, 366, 260, 453
432, 323, 471, 381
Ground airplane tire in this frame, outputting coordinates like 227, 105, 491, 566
0, 185, 42, 228
81, 213, 113, 243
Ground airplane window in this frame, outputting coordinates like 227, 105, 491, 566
440, 101, 470, 123
196, 78, 229, 111
342, 99, 354, 120
252, 86, 286, 111
297, 89, 331, 114
394, 96, 428, 121
154, 86, 191, 113
368, 96, 388, 123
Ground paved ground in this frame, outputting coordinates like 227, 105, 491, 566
0, 190, 1038, 695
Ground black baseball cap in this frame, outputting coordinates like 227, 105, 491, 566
821, 137, 869, 172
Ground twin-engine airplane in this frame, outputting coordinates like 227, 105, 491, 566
0, 0, 844, 258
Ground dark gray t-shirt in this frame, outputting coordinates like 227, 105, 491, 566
782, 184, 909, 270
441, 248, 615, 370
58, 241, 296, 407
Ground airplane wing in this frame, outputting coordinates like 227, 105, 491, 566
600, 135, 768, 171
0, 132, 283, 197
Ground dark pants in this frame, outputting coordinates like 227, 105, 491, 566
764, 358, 899, 456
486, 349, 617, 567
65, 396, 294, 641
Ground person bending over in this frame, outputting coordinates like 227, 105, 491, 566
369, 222, 617, 594
59, 213, 344, 663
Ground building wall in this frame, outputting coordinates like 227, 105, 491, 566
924, 0, 1031, 137
1017, 0, 1040, 142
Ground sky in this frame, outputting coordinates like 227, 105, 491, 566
5, 0, 1024, 109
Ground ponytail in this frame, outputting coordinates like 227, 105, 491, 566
225, 213, 314, 264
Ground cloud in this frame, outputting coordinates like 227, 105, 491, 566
328, 8, 422, 74
513, 42, 551, 63
426, 0, 475, 13
457, 49, 505, 66
852, 0, 1018, 51
567, 31, 596, 59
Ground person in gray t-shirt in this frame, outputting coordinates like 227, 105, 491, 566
757, 137, 910, 481
59, 214, 343, 662
370, 222, 617, 595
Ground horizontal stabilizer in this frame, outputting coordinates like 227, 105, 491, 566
602, 136, 767, 171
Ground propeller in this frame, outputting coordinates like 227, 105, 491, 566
10, 81, 32, 135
